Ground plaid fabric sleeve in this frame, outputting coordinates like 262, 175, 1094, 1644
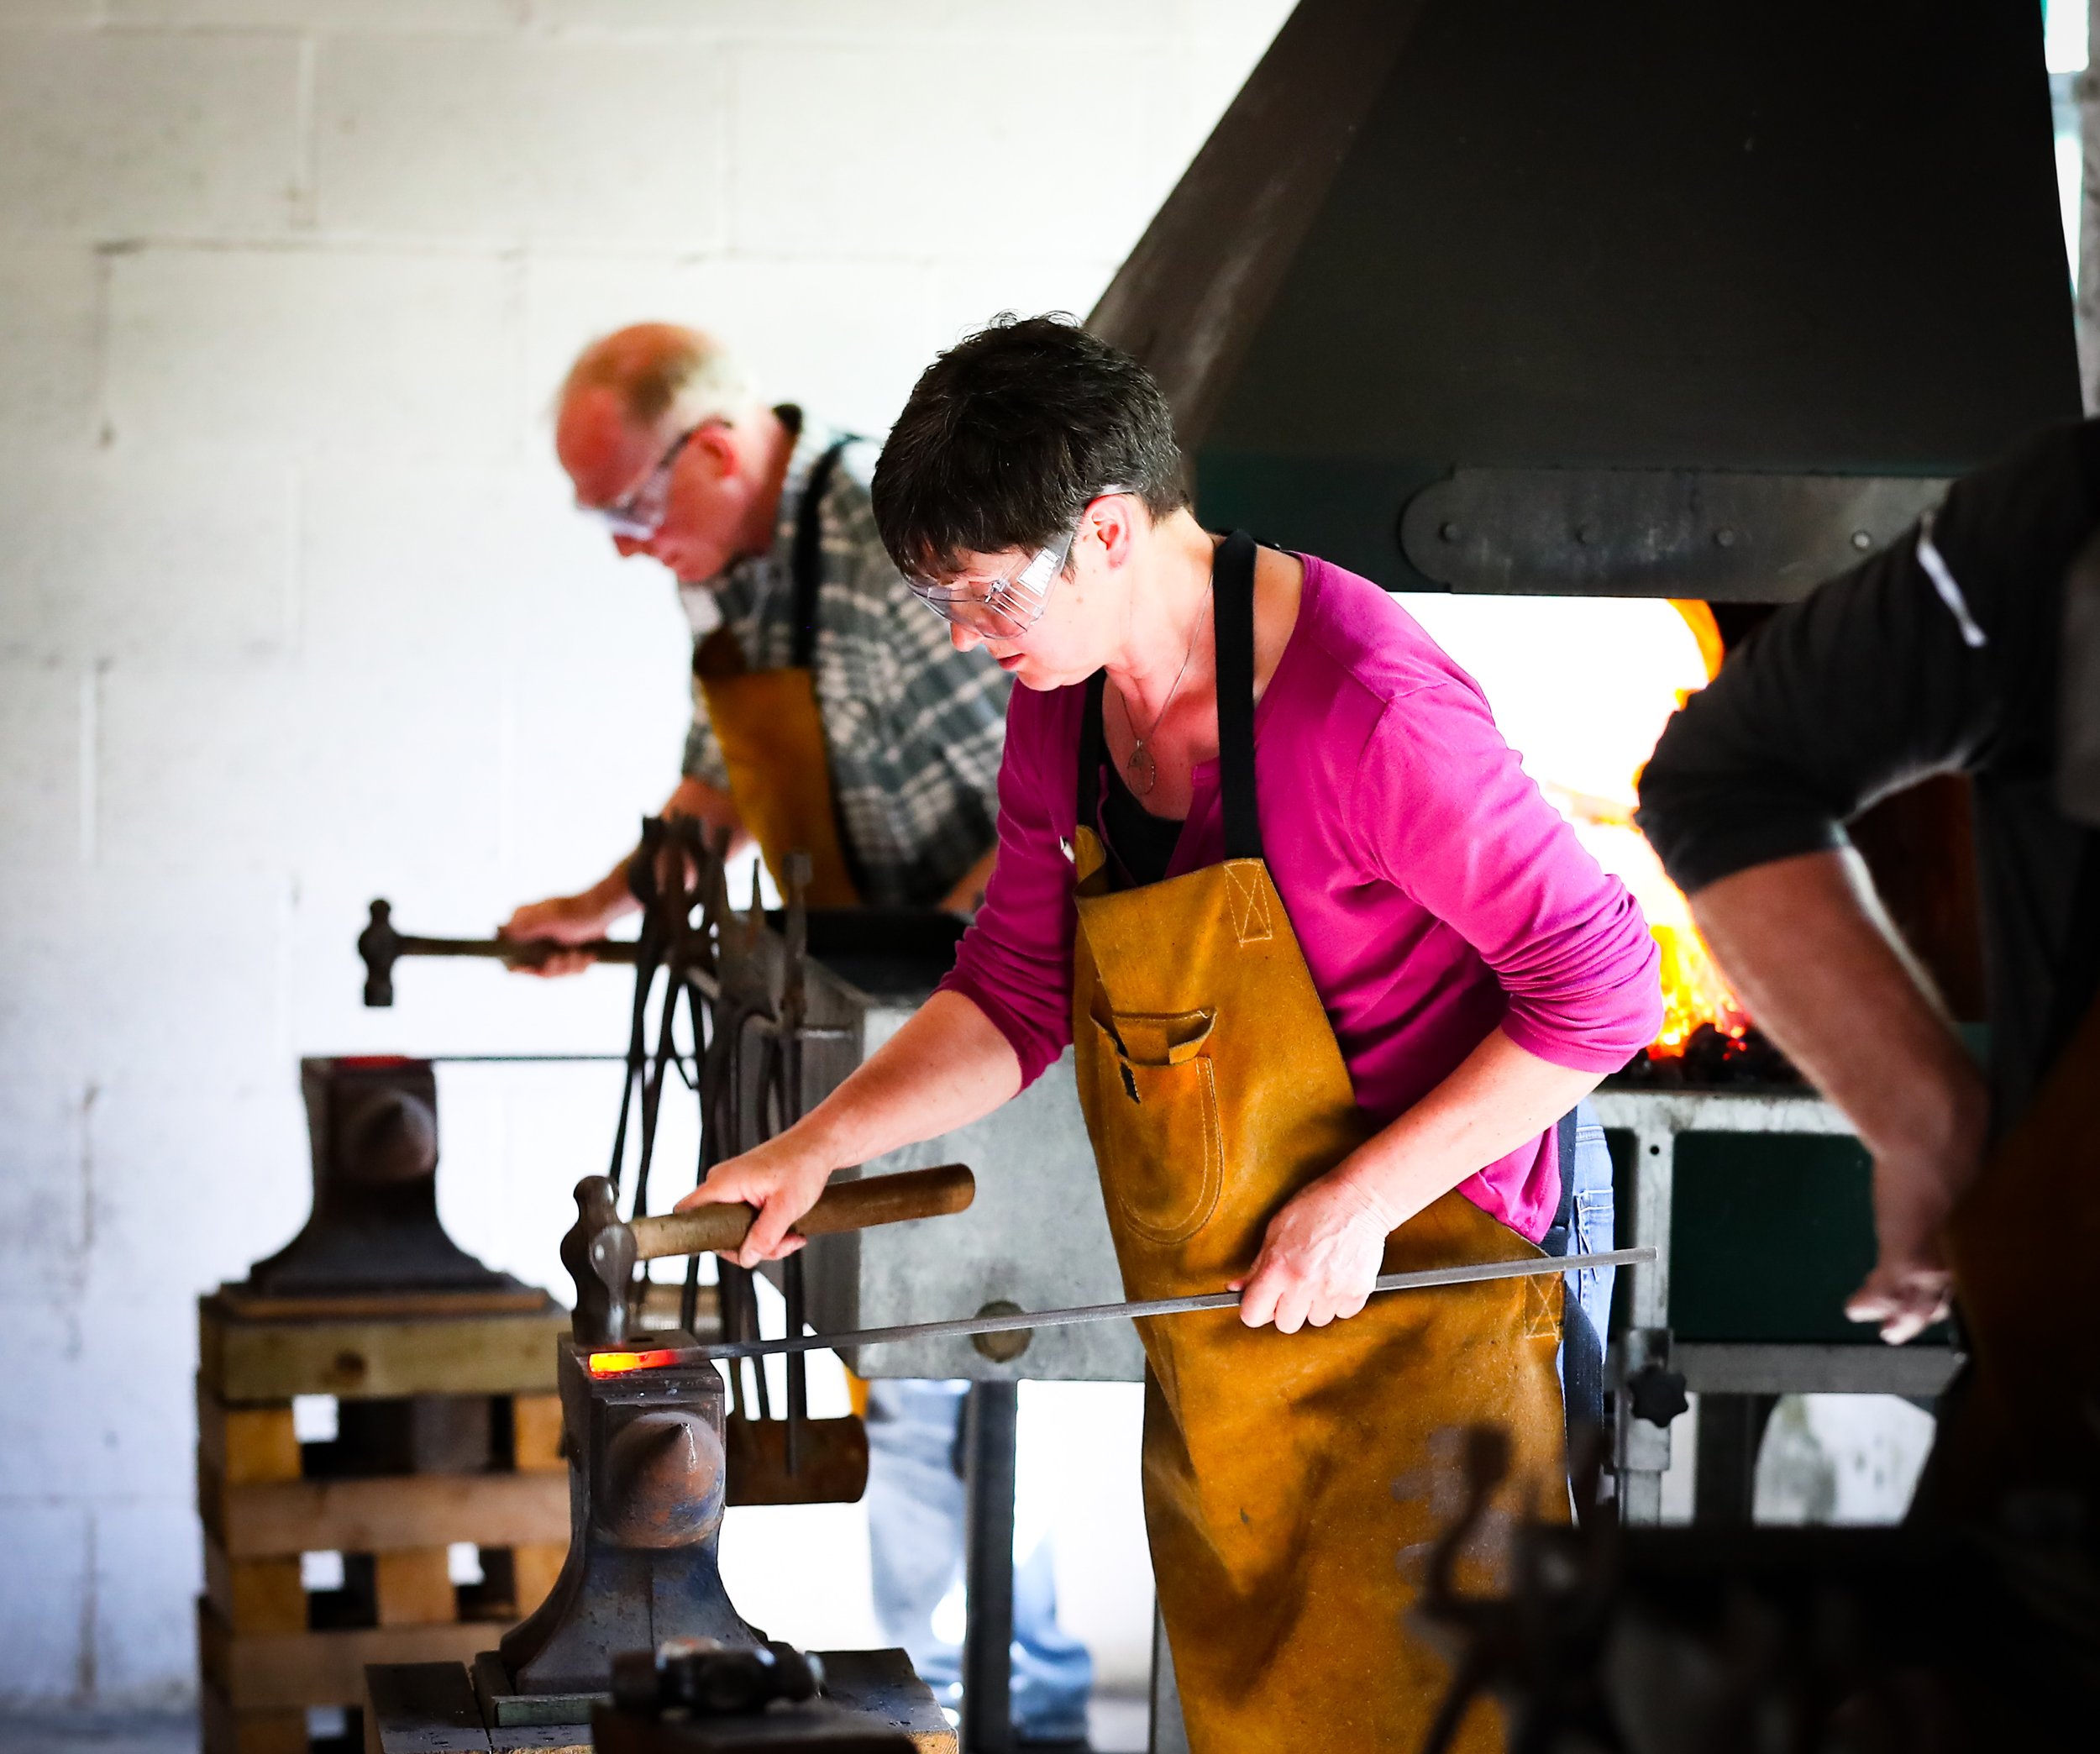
815, 470, 1010, 904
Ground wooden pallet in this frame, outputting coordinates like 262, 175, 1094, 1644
200, 1291, 570, 1402
198, 1291, 575, 1754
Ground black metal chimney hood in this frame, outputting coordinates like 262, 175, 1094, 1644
1090, 0, 2079, 601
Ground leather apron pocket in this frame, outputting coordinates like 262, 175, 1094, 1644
1085, 1008, 1223, 1245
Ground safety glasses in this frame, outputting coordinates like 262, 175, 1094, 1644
587, 420, 722, 542
905, 488, 1132, 641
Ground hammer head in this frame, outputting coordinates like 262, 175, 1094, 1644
358, 899, 400, 1008
561, 1174, 637, 1345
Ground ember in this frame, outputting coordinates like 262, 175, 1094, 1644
1615, 1021, 1803, 1089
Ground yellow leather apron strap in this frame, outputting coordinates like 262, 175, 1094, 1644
691, 441, 861, 909
1068, 533, 1564, 1754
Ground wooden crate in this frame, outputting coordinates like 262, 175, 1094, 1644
198, 1293, 573, 1754
200, 1293, 570, 1403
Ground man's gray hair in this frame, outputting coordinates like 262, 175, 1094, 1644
559, 323, 757, 432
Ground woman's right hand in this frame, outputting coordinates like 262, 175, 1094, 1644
676, 1131, 842, 1268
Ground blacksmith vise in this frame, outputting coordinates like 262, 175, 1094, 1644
495, 1326, 752, 1705
479, 1163, 976, 1728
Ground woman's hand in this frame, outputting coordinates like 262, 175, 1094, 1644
675, 1131, 841, 1269
1231, 1171, 1394, 1333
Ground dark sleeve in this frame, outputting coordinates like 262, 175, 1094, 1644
1635, 421, 2100, 895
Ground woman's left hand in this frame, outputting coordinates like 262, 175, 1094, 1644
1231, 1171, 1394, 1333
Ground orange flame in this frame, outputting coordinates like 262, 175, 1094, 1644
1630, 602, 1743, 1057
1402, 588, 1746, 1063
1649, 922, 1751, 1054
1538, 598, 1747, 1061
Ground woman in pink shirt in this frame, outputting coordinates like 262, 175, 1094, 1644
684, 318, 1661, 1751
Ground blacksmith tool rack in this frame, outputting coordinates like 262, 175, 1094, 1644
566, 817, 878, 1504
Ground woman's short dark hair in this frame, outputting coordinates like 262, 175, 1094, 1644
871, 313, 1189, 580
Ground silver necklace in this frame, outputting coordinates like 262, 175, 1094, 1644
1120, 598, 1210, 797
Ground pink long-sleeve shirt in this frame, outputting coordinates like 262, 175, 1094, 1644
942, 554, 1663, 1242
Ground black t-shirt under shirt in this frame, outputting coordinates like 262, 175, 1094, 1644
1099, 754, 1185, 892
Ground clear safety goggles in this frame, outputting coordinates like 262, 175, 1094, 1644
905, 488, 1132, 642
586, 420, 721, 542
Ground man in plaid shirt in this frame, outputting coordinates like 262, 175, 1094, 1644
503, 323, 1008, 954
680, 414, 1011, 906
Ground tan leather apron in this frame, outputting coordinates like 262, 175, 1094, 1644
692, 439, 860, 908
1068, 533, 1567, 1754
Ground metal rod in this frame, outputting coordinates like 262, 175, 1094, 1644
424, 1053, 702, 1064
959, 1382, 1018, 1754
648, 1247, 1653, 1365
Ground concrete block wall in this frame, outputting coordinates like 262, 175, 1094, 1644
0, 0, 1292, 1705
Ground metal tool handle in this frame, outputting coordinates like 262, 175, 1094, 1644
414, 934, 640, 965
359, 897, 642, 1006
626, 1163, 976, 1262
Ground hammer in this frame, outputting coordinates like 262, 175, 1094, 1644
565, 1163, 977, 1346
358, 898, 643, 1006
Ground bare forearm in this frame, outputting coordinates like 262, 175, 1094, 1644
1336, 1027, 1604, 1229
793, 990, 1022, 1168
1237, 1027, 1602, 1329
1689, 850, 1987, 1167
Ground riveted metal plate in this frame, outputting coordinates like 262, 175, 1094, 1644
1399, 469, 1950, 601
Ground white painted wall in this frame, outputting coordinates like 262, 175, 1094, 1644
0, 0, 1294, 1706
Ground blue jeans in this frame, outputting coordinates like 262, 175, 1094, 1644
1542, 1101, 1616, 1439
1564, 1101, 1617, 1353
864, 1380, 1093, 1743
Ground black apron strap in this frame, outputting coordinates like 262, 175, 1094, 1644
1552, 1108, 1579, 1232
1076, 531, 1263, 863
1076, 669, 1109, 843
790, 439, 852, 672
1213, 530, 1263, 863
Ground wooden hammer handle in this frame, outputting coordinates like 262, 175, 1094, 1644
627, 1163, 975, 1262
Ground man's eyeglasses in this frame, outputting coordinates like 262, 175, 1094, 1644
587, 420, 722, 542
906, 489, 1132, 641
